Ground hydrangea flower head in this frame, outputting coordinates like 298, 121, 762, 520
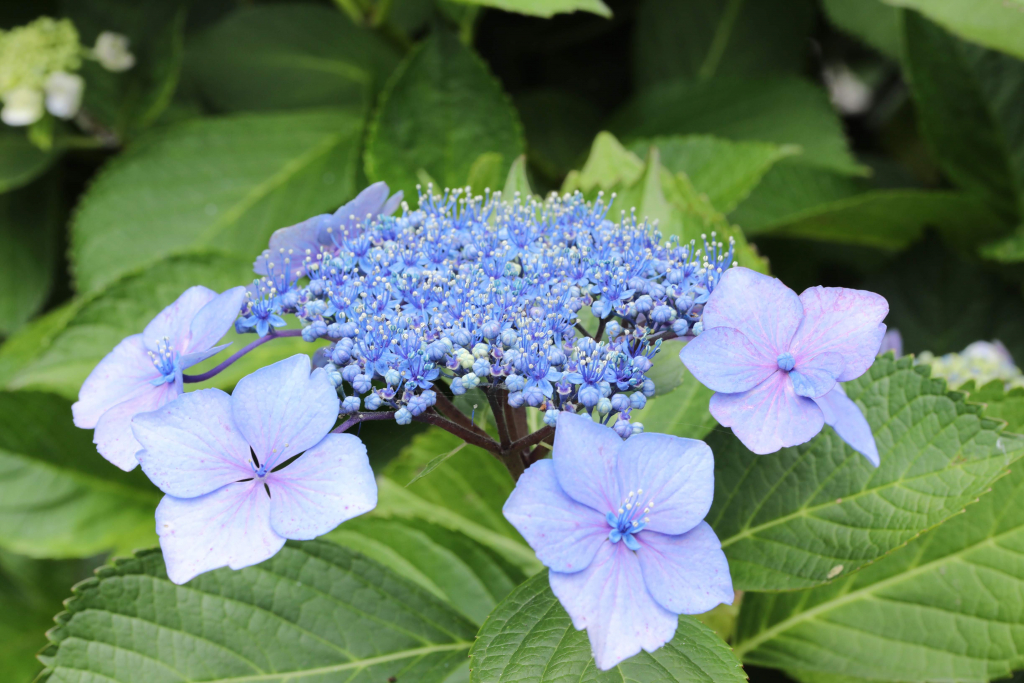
680, 267, 887, 460
503, 413, 733, 670
132, 354, 376, 584
72, 285, 246, 471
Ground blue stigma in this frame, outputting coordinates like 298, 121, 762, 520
147, 337, 179, 386
606, 489, 652, 551
777, 352, 795, 372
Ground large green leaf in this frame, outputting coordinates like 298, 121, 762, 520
708, 355, 1024, 591
0, 390, 159, 558
37, 542, 477, 682
821, 0, 902, 59
886, 0, 1024, 60
71, 108, 365, 294
642, 366, 718, 441
628, 135, 798, 213
962, 380, 1024, 433
469, 572, 747, 683
326, 517, 525, 626
374, 427, 541, 575
903, 11, 1024, 221
446, 0, 610, 17
610, 77, 863, 175
633, 0, 814, 89
733, 453, 1024, 682
0, 129, 59, 194
742, 189, 1008, 250
981, 223, 1024, 263
0, 174, 62, 336
185, 4, 400, 113
365, 28, 524, 200
4, 254, 310, 400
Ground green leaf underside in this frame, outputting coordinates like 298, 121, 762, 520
821, 0, 902, 58
709, 355, 1024, 591
38, 543, 475, 682
610, 77, 864, 175
734, 453, 1024, 682
71, 108, 365, 295
469, 572, 747, 683
185, 4, 400, 113
376, 428, 542, 575
444, 0, 611, 18
365, 28, 525, 201
0, 391, 159, 559
0, 129, 60, 194
4, 254, 310, 400
325, 517, 525, 626
886, 0, 1024, 61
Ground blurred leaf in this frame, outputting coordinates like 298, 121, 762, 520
38, 544, 476, 683
65, 0, 188, 136
0, 302, 81, 389
0, 174, 62, 335
903, 11, 1024, 220
444, 0, 611, 18
465, 151, 505, 192
0, 390, 159, 558
470, 572, 747, 683
710, 355, 1024, 591
734, 451, 1024, 681
5, 254, 309, 400
647, 339, 686, 396
981, 223, 1024, 263
561, 131, 644, 194
962, 380, 1024, 433
366, 28, 524, 200
745, 189, 1008, 250
501, 155, 534, 198
326, 517, 525, 625
822, 0, 902, 58
633, 0, 814, 89
185, 4, 400, 113
628, 134, 799, 213
865, 236, 1024, 362
375, 427, 541, 575
729, 161, 869, 230
611, 77, 865, 175
71, 108, 365, 294
0, 129, 60, 194
643, 362, 718, 441
514, 89, 602, 181
886, 0, 1024, 60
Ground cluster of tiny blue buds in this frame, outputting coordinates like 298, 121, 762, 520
239, 186, 736, 433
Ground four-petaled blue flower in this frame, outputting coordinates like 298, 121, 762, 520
680, 267, 888, 463
503, 413, 733, 670
131, 355, 377, 584
72, 286, 246, 471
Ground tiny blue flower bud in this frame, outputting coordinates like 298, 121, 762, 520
385, 368, 402, 386
352, 374, 372, 394
672, 318, 690, 336
301, 326, 317, 343
280, 290, 300, 309
651, 305, 675, 324
579, 384, 601, 407
634, 295, 654, 313
544, 409, 560, 426
500, 329, 518, 347
630, 392, 647, 410
451, 377, 467, 395
599, 381, 612, 397
505, 374, 527, 392
597, 397, 612, 416
364, 393, 382, 410
614, 419, 633, 439
339, 322, 358, 338
547, 347, 567, 366
642, 378, 656, 397
472, 343, 490, 359
675, 294, 694, 312
234, 318, 248, 334
407, 395, 428, 416
395, 407, 412, 425
426, 340, 448, 362
633, 356, 653, 373
421, 389, 436, 406
523, 385, 546, 407
331, 344, 351, 365
481, 320, 501, 339
692, 321, 704, 336
327, 323, 345, 339
452, 328, 472, 347
611, 393, 631, 412
631, 422, 644, 435
576, 337, 597, 355
308, 280, 325, 297
473, 358, 491, 377
341, 396, 360, 413
341, 364, 361, 383
605, 321, 623, 340
508, 390, 525, 407
327, 370, 343, 387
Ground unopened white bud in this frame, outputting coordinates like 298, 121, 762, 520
44, 71, 84, 119
94, 31, 135, 72
1, 87, 43, 126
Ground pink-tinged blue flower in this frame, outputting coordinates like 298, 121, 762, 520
814, 384, 879, 466
72, 286, 246, 472
680, 267, 888, 457
503, 413, 733, 670
131, 355, 376, 584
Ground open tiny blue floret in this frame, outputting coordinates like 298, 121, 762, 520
606, 489, 652, 550
239, 186, 736, 432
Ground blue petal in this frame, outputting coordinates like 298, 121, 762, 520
709, 371, 824, 455
813, 385, 880, 466
790, 351, 844, 398
679, 327, 777, 394
552, 413, 622, 513
636, 522, 733, 615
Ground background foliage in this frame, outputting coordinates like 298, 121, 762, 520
3, 0, 1024, 681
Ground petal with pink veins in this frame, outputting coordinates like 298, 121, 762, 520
790, 286, 888, 382
701, 267, 804, 358
636, 523, 733, 615
679, 326, 777, 394
73, 334, 160, 429
552, 412, 622, 514
93, 382, 178, 471
710, 371, 824, 454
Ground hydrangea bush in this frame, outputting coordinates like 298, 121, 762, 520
4, 3, 1024, 683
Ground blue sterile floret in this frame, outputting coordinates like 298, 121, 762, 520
241, 185, 736, 429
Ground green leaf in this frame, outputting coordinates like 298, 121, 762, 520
375, 427, 542, 575
326, 517, 525, 626
633, 0, 815, 89
962, 380, 1024, 434
642, 364, 718, 441
469, 572, 747, 682
647, 339, 687, 396
733, 453, 1024, 682
611, 77, 865, 175
465, 152, 506, 192
822, 0, 902, 58
0, 174, 62, 336
903, 11, 1024, 220
71, 108, 365, 295
628, 134, 799, 213
501, 155, 534, 198
38, 542, 476, 682
0, 390, 159, 558
0, 302, 81, 389
5, 254, 310, 400
365, 28, 524, 200
185, 4, 401, 113
981, 223, 1024, 263
514, 89, 602, 182
443, 0, 611, 19
562, 131, 645, 194
885, 0, 1024, 60
742, 189, 1009, 250
708, 355, 1024, 591
0, 128, 59, 194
